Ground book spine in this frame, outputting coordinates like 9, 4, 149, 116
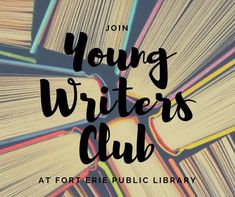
0, 58, 80, 76
0, 50, 36, 64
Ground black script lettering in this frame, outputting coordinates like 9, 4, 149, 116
175, 92, 195, 121
156, 92, 195, 122
87, 48, 104, 67
64, 32, 175, 74
80, 93, 100, 122
64, 32, 87, 71
149, 48, 176, 89
40, 78, 80, 117
79, 123, 154, 164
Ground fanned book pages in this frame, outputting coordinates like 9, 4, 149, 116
0, 129, 96, 197
149, 66, 235, 155
0, 0, 33, 49
99, 117, 185, 196
171, 135, 235, 197
39, 0, 136, 58
0, 0, 36, 63
60, 185, 87, 197
60, 181, 101, 197
123, 0, 235, 102
59, 167, 115, 197
0, 74, 105, 142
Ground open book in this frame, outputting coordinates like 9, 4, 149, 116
169, 134, 235, 196
122, 0, 235, 103
31, 0, 138, 58
0, 74, 106, 143
0, 0, 37, 63
99, 117, 185, 196
60, 166, 116, 197
0, 0, 33, 49
0, 128, 96, 196
149, 66, 235, 155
